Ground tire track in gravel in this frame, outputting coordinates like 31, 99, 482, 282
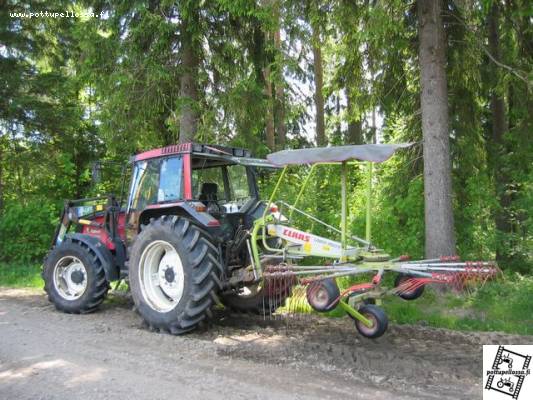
199, 308, 531, 399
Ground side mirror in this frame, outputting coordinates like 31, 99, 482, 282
91, 162, 102, 183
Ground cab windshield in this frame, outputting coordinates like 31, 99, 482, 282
127, 156, 183, 211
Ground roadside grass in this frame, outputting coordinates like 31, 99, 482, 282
2, 261, 532, 336
0, 262, 43, 288
381, 273, 533, 336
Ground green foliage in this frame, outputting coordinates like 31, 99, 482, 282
0, 0, 530, 276
0, 200, 57, 263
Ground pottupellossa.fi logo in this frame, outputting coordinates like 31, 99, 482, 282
484, 345, 532, 399
9, 10, 105, 19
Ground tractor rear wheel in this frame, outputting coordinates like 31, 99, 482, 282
129, 216, 222, 334
43, 238, 109, 313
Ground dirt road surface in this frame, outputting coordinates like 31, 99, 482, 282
1, 288, 531, 400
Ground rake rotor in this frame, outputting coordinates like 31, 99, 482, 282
260, 256, 501, 319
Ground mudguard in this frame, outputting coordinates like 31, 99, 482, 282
67, 233, 120, 282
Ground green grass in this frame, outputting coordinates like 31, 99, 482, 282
382, 276, 533, 336
0, 262, 43, 288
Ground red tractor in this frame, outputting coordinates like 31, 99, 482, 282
43, 143, 283, 334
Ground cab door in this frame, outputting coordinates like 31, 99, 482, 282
125, 156, 184, 243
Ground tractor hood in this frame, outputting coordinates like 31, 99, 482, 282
267, 143, 413, 166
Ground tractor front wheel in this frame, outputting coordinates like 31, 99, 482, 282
129, 216, 222, 334
43, 238, 109, 313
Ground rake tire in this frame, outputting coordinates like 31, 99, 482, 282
394, 273, 425, 300
354, 304, 388, 339
306, 278, 340, 312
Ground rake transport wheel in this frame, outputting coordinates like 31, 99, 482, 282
354, 304, 388, 339
394, 273, 425, 300
43, 238, 109, 313
306, 278, 340, 312
129, 216, 222, 334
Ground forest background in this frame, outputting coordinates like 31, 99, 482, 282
0, 0, 531, 321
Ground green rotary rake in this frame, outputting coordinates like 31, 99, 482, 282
249, 144, 499, 338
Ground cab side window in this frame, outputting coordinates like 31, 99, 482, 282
158, 157, 183, 202
227, 164, 250, 200
192, 167, 226, 201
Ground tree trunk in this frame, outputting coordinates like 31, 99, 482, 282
488, 2, 512, 255
272, 1, 286, 148
335, 95, 342, 142
312, 22, 326, 146
263, 65, 276, 150
488, 3, 507, 144
417, 0, 456, 258
261, 0, 276, 151
346, 92, 363, 145
274, 26, 286, 149
0, 138, 3, 213
178, 15, 199, 144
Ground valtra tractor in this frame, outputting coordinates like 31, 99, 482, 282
43, 142, 499, 338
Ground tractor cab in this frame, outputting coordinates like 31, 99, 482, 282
125, 143, 277, 243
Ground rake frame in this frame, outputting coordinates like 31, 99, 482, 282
250, 145, 498, 335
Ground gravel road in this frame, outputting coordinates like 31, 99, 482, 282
1, 288, 531, 400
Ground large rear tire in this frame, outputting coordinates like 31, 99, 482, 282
43, 238, 109, 313
129, 216, 222, 334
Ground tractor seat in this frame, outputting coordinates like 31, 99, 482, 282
199, 182, 218, 204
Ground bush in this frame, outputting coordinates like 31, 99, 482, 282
0, 199, 58, 263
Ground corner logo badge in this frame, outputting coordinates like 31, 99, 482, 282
484, 345, 532, 399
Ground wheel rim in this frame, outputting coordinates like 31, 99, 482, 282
235, 282, 263, 298
139, 240, 184, 312
357, 313, 378, 336
310, 285, 330, 309
53, 256, 88, 300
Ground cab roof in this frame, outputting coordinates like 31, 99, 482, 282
134, 142, 278, 168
